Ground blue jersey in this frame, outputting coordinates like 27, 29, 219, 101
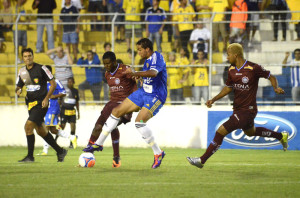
47, 79, 66, 115
141, 51, 168, 103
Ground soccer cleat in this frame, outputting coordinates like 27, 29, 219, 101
82, 144, 103, 153
186, 157, 204, 169
112, 156, 121, 168
152, 151, 165, 169
18, 155, 34, 163
57, 148, 68, 162
36, 152, 48, 156
280, 131, 289, 151
71, 135, 78, 149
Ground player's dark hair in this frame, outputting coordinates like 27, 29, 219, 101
46, 65, 52, 73
21, 48, 34, 56
68, 77, 75, 83
116, 59, 123, 64
104, 42, 111, 49
103, 51, 116, 62
136, 38, 153, 51
294, 48, 300, 54
87, 50, 93, 54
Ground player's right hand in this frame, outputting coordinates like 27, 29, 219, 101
205, 100, 214, 108
16, 89, 22, 96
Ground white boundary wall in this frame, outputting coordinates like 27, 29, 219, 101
1, 105, 298, 148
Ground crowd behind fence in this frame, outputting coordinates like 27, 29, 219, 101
0, 10, 299, 105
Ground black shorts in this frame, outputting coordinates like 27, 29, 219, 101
88, 1, 104, 13
95, 101, 132, 126
27, 101, 48, 126
223, 110, 257, 133
60, 108, 76, 124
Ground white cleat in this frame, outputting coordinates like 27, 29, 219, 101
186, 157, 204, 169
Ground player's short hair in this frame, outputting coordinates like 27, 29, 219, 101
136, 38, 153, 51
104, 42, 111, 49
228, 43, 244, 58
21, 48, 34, 56
116, 59, 123, 64
68, 77, 75, 83
46, 65, 52, 73
294, 48, 300, 54
102, 51, 116, 62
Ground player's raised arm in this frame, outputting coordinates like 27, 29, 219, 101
123, 66, 158, 78
268, 74, 285, 95
206, 86, 232, 108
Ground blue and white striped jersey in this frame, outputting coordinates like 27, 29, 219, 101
47, 79, 66, 114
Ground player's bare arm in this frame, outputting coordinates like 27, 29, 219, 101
76, 101, 80, 120
269, 74, 285, 95
124, 67, 158, 78
50, 92, 66, 99
42, 79, 56, 108
206, 86, 232, 108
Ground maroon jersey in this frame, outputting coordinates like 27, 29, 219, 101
105, 63, 137, 102
226, 60, 270, 111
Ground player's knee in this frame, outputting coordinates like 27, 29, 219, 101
112, 107, 122, 118
217, 125, 229, 136
244, 130, 255, 136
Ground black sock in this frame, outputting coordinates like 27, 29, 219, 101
43, 133, 63, 154
26, 134, 35, 157
71, 130, 75, 135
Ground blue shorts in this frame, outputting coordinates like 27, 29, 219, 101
62, 32, 78, 44
45, 113, 59, 126
127, 89, 164, 116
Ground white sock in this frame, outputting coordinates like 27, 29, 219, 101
43, 141, 49, 154
135, 122, 161, 155
58, 129, 69, 139
95, 114, 120, 146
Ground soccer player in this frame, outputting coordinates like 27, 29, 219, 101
86, 51, 137, 168
84, 38, 167, 169
37, 66, 77, 155
60, 77, 80, 149
187, 43, 288, 169
16, 48, 68, 162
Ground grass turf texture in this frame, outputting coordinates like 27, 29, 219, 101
0, 147, 299, 198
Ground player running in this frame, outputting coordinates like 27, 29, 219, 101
86, 51, 137, 168
187, 43, 288, 169
83, 38, 167, 169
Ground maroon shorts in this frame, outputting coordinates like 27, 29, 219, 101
95, 101, 132, 126
223, 110, 257, 133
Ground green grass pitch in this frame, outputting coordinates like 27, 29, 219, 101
0, 147, 300, 198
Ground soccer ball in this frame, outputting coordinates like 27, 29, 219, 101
79, 152, 96, 167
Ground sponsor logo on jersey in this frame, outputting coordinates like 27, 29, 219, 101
115, 78, 120, 85
233, 84, 249, 90
215, 114, 297, 147
242, 76, 249, 84
236, 73, 242, 75
34, 78, 39, 84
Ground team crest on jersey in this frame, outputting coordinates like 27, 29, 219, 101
115, 78, 120, 85
242, 76, 249, 84
146, 63, 149, 68
34, 78, 39, 84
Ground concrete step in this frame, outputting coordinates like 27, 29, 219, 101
261, 41, 300, 52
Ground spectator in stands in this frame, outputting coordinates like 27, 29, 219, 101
88, 0, 106, 31
122, 0, 144, 50
77, 48, 104, 101
173, 0, 196, 55
61, 0, 83, 11
195, 0, 211, 31
245, 0, 262, 44
178, 48, 193, 103
13, 0, 28, 64
229, 0, 248, 46
46, 47, 74, 89
0, 0, 13, 32
268, 0, 288, 41
167, 51, 184, 104
58, 0, 80, 62
107, 0, 125, 42
189, 20, 210, 60
170, 0, 181, 52
145, 0, 167, 53
32, 0, 56, 53
208, 0, 229, 52
159, 0, 172, 42
286, 0, 300, 41
282, 49, 300, 101
191, 50, 208, 104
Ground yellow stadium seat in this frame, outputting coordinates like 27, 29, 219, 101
0, 54, 9, 65
34, 54, 53, 65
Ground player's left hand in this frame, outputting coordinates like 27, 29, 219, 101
42, 98, 49, 108
274, 87, 285, 95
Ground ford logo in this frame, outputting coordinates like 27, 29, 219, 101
215, 114, 297, 147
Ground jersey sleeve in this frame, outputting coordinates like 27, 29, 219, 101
254, 64, 271, 79
75, 89, 80, 102
42, 65, 54, 81
56, 80, 66, 94
225, 72, 233, 87
16, 72, 24, 88
149, 53, 166, 73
